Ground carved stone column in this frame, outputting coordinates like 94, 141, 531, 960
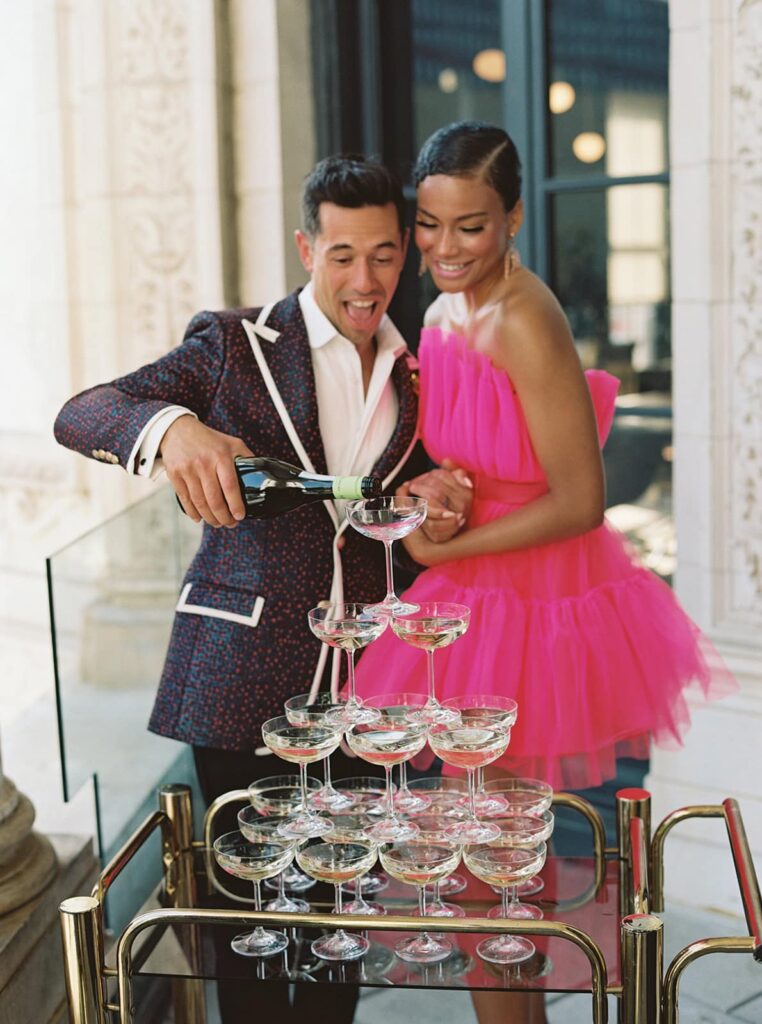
0, 747, 57, 918
647, 0, 762, 909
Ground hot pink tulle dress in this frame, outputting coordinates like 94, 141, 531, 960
353, 297, 735, 790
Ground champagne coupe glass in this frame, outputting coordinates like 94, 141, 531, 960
332, 776, 394, 894
406, 814, 467, 918
347, 715, 428, 842
484, 812, 555, 919
390, 603, 471, 724
428, 720, 511, 844
379, 841, 462, 963
261, 716, 342, 837
285, 693, 356, 811
407, 776, 469, 897
248, 774, 322, 893
441, 695, 518, 815
212, 832, 295, 957
464, 842, 547, 965
237, 808, 311, 913
326, 814, 386, 914
364, 693, 434, 813
345, 496, 428, 615
296, 840, 378, 961
308, 604, 387, 726
481, 777, 554, 897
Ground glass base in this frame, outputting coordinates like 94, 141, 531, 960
476, 934, 535, 966
231, 928, 288, 958
407, 704, 460, 726
278, 813, 332, 839
394, 790, 431, 814
265, 894, 310, 913
473, 793, 509, 817
487, 901, 543, 921
364, 595, 419, 616
325, 703, 380, 728
310, 786, 356, 812
419, 900, 466, 918
365, 816, 420, 842
395, 933, 453, 964
425, 873, 466, 897
311, 929, 369, 962
493, 876, 545, 898
342, 898, 386, 915
443, 818, 500, 844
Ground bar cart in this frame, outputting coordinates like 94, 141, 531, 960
59, 784, 762, 1024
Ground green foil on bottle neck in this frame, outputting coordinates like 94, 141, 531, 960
332, 476, 365, 500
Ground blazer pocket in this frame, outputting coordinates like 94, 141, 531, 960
175, 581, 265, 629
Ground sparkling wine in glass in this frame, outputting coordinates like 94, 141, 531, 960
345, 496, 427, 615
308, 604, 386, 726
405, 814, 468, 918
296, 840, 378, 961
428, 721, 511, 844
261, 715, 341, 837
407, 776, 469, 898
212, 832, 295, 957
347, 715, 428, 842
464, 842, 547, 965
285, 693, 357, 811
379, 841, 462, 963
248, 774, 322, 893
484, 810, 555, 916
332, 775, 393, 895
364, 693, 434, 813
480, 777, 554, 897
326, 813, 386, 915
390, 603, 471, 724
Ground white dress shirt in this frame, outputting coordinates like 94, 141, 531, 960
129, 283, 406, 511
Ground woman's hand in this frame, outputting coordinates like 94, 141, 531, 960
400, 525, 452, 567
400, 459, 473, 543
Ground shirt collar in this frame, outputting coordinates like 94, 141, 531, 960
298, 281, 407, 358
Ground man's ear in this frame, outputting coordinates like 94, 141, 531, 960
294, 230, 314, 273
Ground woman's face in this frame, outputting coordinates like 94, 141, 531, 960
415, 174, 519, 296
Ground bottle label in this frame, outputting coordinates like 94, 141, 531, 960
332, 476, 365, 500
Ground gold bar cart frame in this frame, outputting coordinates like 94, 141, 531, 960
59, 786, 762, 1024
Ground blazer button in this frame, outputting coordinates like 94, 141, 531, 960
91, 449, 100, 459
336, 536, 346, 551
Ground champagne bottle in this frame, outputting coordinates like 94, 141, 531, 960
234, 456, 381, 519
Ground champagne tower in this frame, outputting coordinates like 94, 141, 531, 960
0, 746, 57, 916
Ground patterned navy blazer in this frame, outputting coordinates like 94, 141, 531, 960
54, 290, 421, 751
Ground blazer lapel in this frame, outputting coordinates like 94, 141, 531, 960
243, 290, 329, 476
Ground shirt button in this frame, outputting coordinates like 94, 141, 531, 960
336, 536, 346, 551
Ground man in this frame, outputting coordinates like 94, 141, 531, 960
54, 155, 469, 1020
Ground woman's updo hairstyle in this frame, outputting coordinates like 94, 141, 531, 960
413, 121, 522, 212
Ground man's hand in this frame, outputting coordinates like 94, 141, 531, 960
400, 459, 474, 543
160, 415, 253, 526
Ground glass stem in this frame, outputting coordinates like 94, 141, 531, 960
501, 885, 510, 918
298, 762, 309, 815
476, 766, 485, 793
252, 881, 267, 943
323, 754, 334, 792
417, 884, 431, 944
467, 767, 477, 821
384, 765, 396, 822
346, 648, 357, 704
383, 540, 396, 600
279, 873, 287, 901
426, 650, 437, 706
399, 760, 408, 795
335, 882, 344, 915
509, 884, 519, 910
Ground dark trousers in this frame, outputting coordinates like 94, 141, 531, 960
194, 744, 382, 1024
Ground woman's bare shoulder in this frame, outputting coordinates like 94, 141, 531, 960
492, 271, 577, 373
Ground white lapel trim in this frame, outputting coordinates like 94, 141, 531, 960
242, 313, 339, 532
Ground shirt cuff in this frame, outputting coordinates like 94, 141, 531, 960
127, 407, 197, 478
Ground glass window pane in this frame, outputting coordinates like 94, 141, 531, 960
411, 0, 502, 153
550, 184, 670, 388
546, 0, 669, 179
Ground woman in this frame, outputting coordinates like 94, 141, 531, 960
353, 120, 734, 1024
355, 119, 734, 792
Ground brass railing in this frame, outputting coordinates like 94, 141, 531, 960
59, 785, 761, 1024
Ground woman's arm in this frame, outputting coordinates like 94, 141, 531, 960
402, 283, 605, 567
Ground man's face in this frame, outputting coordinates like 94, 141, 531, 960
296, 203, 408, 349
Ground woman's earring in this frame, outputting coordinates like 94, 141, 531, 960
504, 235, 521, 279
418, 254, 427, 278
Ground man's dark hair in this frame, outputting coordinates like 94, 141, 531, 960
414, 121, 522, 212
301, 155, 406, 238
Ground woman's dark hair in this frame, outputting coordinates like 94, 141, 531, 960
301, 155, 406, 238
413, 121, 522, 211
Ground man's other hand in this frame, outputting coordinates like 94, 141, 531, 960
160, 415, 253, 527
